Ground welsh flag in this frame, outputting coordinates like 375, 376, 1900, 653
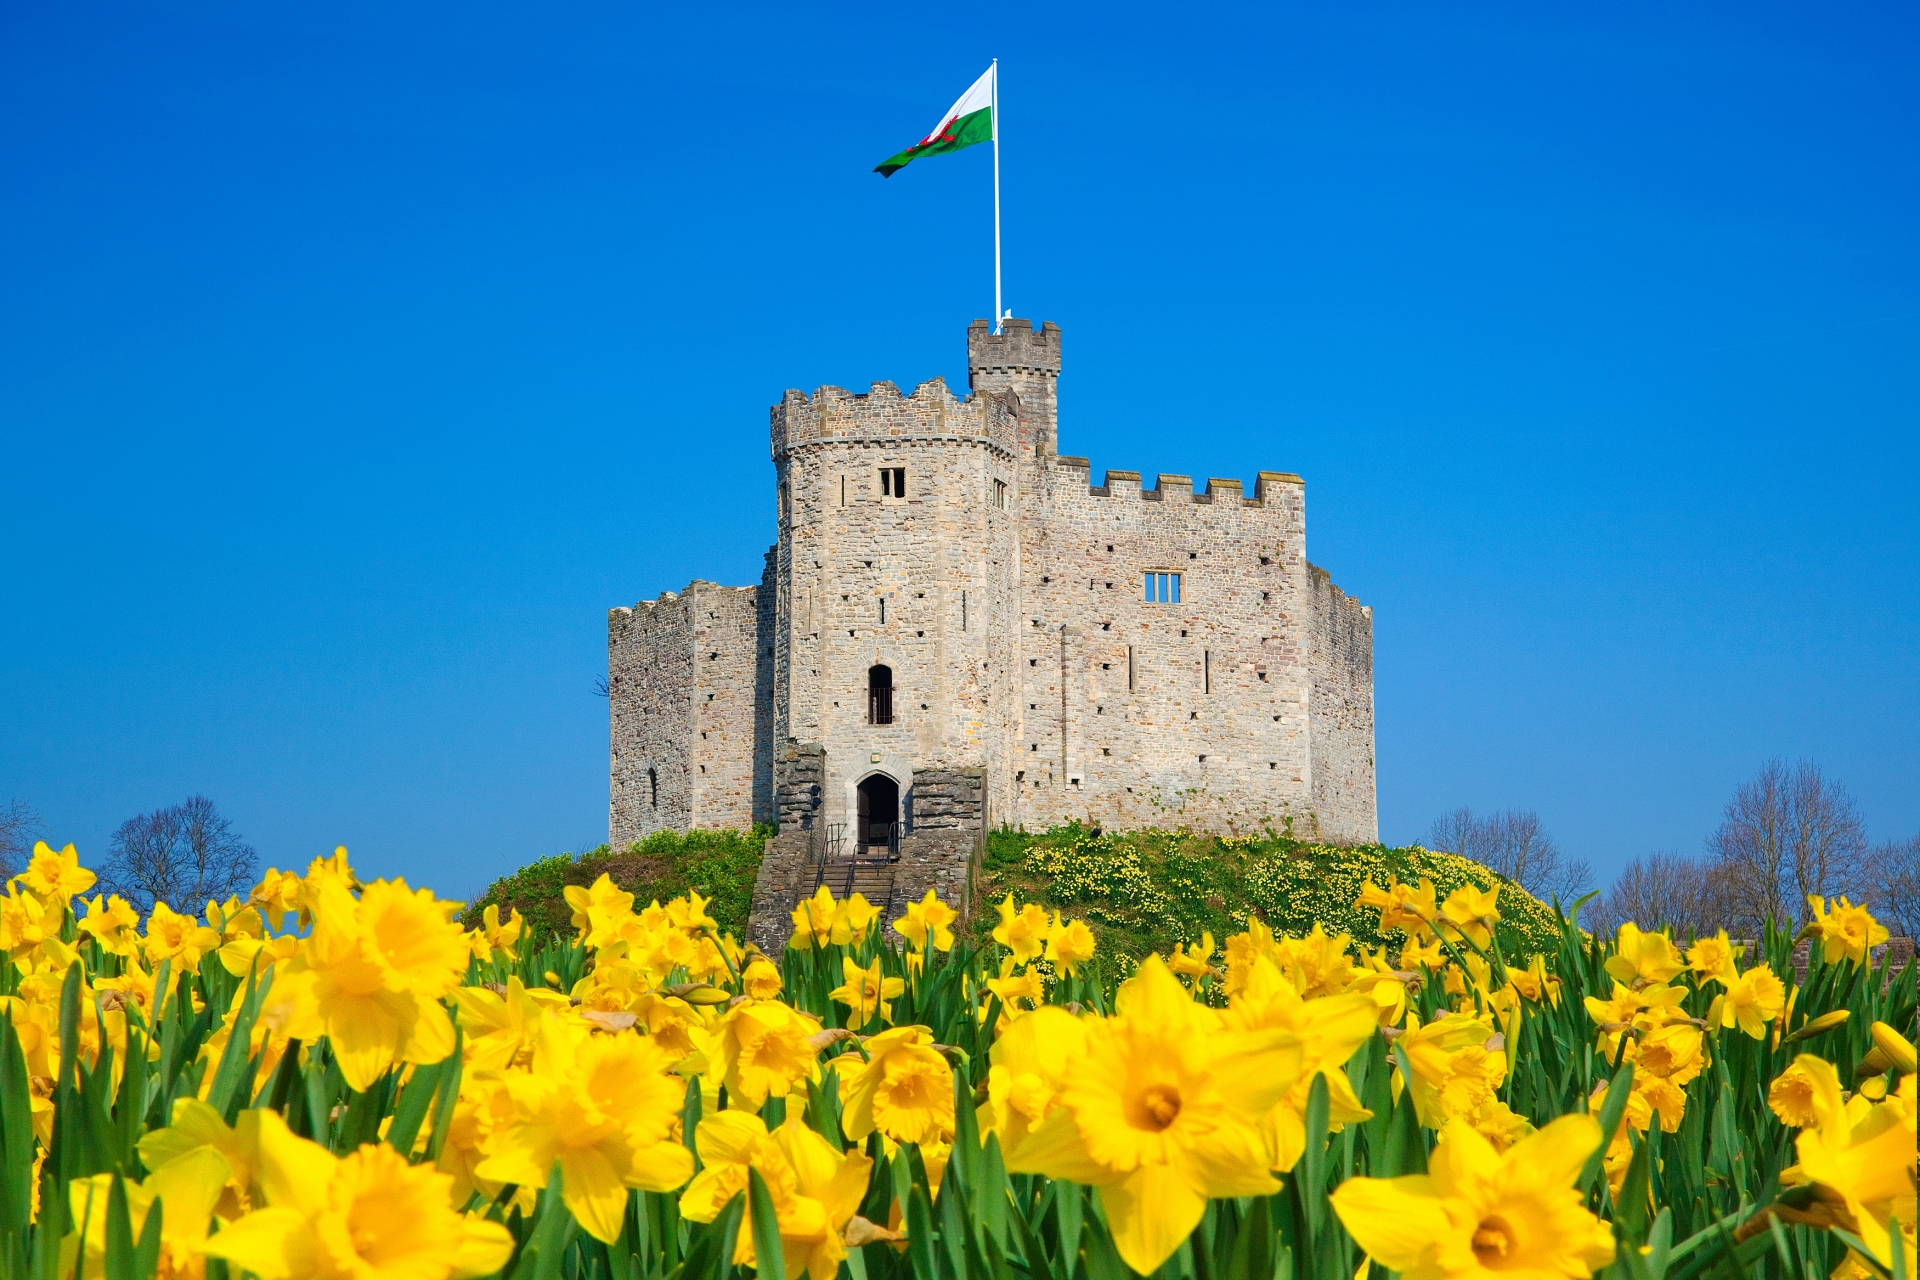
874, 65, 995, 178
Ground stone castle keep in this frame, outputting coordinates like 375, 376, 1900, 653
609, 319, 1375, 940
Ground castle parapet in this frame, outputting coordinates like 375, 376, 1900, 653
770, 377, 1017, 460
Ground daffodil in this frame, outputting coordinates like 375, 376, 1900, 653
1712, 963, 1786, 1039
273, 874, 469, 1090
203, 1111, 513, 1279
15, 841, 95, 901
680, 1112, 874, 1280
249, 867, 306, 931
743, 956, 784, 999
1685, 929, 1742, 986
468, 903, 525, 963
1804, 895, 1890, 967
1168, 931, 1215, 978
1003, 956, 1306, 1274
76, 893, 141, 956
787, 885, 837, 951
1778, 1071, 1917, 1277
1604, 922, 1688, 988
832, 892, 880, 945
892, 890, 957, 953
985, 956, 1045, 1018
475, 1020, 695, 1243
142, 900, 224, 971
1397, 1012, 1505, 1128
67, 1148, 228, 1278
1768, 1055, 1839, 1129
1353, 877, 1438, 940
1047, 913, 1097, 976
1870, 1020, 1915, 1074
138, 1096, 262, 1219
1330, 1115, 1616, 1280
1436, 883, 1500, 950
1634, 1021, 1705, 1086
839, 1025, 955, 1146
714, 998, 823, 1108
451, 975, 572, 1072
993, 894, 1050, 964
830, 954, 904, 1027
980, 1005, 1088, 1159
1222, 955, 1375, 1171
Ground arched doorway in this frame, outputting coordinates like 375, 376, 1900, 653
856, 773, 899, 855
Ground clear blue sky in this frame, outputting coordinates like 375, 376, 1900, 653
4, 2, 1915, 899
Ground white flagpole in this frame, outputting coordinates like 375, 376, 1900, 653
992, 58, 1002, 335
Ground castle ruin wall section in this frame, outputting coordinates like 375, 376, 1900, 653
608, 580, 766, 848
1305, 564, 1378, 844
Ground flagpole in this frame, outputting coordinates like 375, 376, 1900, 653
992, 58, 1002, 335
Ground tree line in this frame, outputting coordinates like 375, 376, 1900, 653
1427, 757, 1919, 941
0, 794, 257, 912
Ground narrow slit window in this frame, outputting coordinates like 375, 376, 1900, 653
648, 767, 658, 808
1143, 572, 1182, 603
1204, 650, 1211, 694
961, 589, 968, 631
1127, 645, 1135, 691
868, 664, 894, 725
881, 467, 906, 498
840, 476, 846, 507
778, 482, 790, 524
993, 478, 1008, 510
879, 596, 886, 625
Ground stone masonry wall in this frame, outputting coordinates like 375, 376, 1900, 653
614, 317, 1376, 885
1305, 564, 1378, 844
609, 580, 766, 847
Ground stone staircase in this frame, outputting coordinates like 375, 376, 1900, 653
814, 858, 901, 920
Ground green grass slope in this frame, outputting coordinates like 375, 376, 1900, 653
978, 823, 1565, 965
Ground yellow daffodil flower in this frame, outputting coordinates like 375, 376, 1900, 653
15, 841, 95, 902
1003, 956, 1306, 1274
1685, 929, 1742, 986
743, 956, 784, 999
68, 1148, 228, 1278
248, 867, 306, 932
1778, 1071, 1917, 1277
980, 1006, 1087, 1160
75, 893, 141, 956
1354, 877, 1439, 941
451, 975, 572, 1072
204, 1110, 513, 1279
1397, 1012, 1506, 1128
985, 956, 1046, 1018
786, 885, 838, 951
1768, 1055, 1842, 1129
714, 998, 822, 1108
1167, 931, 1215, 979
474, 1020, 695, 1243
1223, 955, 1376, 1172
1804, 896, 1890, 967
1330, 1114, 1615, 1280
1712, 964, 1786, 1040
680, 1112, 874, 1280
839, 1025, 955, 1146
832, 892, 880, 945
1436, 883, 1501, 950
892, 890, 957, 953
1047, 913, 1097, 976
993, 894, 1050, 964
830, 954, 904, 1027
1604, 923, 1689, 988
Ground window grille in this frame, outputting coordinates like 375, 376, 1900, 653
1143, 572, 1182, 603
868, 664, 894, 725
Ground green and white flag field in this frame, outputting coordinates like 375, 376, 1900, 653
874, 64, 996, 177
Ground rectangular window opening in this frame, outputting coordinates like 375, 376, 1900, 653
881, 467, 906, 498
993, 478, 1008, 510
879, 596, 886, 625
1127, 645, 1135, 690
961, 589, 968, 631
1204, 650, 1211, 694
1143, 572, 1182, 603
840, 476, 846, 507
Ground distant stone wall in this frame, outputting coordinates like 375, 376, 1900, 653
609, 580, 767, 846
1305, 563, 1377, 844
613, 316, 1377, 858
745, 830, 814, 954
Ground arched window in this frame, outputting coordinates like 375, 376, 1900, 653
648, 767, 658, 808
868, 664, 894, 725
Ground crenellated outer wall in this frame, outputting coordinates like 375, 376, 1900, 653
610, 318, 1377, 869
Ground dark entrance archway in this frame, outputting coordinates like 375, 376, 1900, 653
856, 773, 899, 855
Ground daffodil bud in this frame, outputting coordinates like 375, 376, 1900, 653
1870, 1020, 1916, 1074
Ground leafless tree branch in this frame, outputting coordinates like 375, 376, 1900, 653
1425, 806, 1592, 906
1706, 759, 1867, 933
0, 800, 44, 879
100, 795, 258, 914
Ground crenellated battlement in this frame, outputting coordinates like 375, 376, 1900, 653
1063, 462, 1305, 509
967, 317, 1062, 375
770, 377, 1019, 460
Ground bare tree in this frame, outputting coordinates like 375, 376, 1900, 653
1865, 833, 1920, 942
100, 796, 258, 914
1590, 851, 1736, 938
1706, 759, 1867, 933
0, 800, 44, 878
1425, 806, 1592, 906
0, 801, 42, 877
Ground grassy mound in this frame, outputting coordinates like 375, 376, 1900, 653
462, 825, 772, 944
978, 823, 1563, 966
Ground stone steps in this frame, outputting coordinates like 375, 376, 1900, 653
814, 860, 900, 920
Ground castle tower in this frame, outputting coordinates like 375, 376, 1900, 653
968, 318, 1061, 459
611, 317, 1377, 946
